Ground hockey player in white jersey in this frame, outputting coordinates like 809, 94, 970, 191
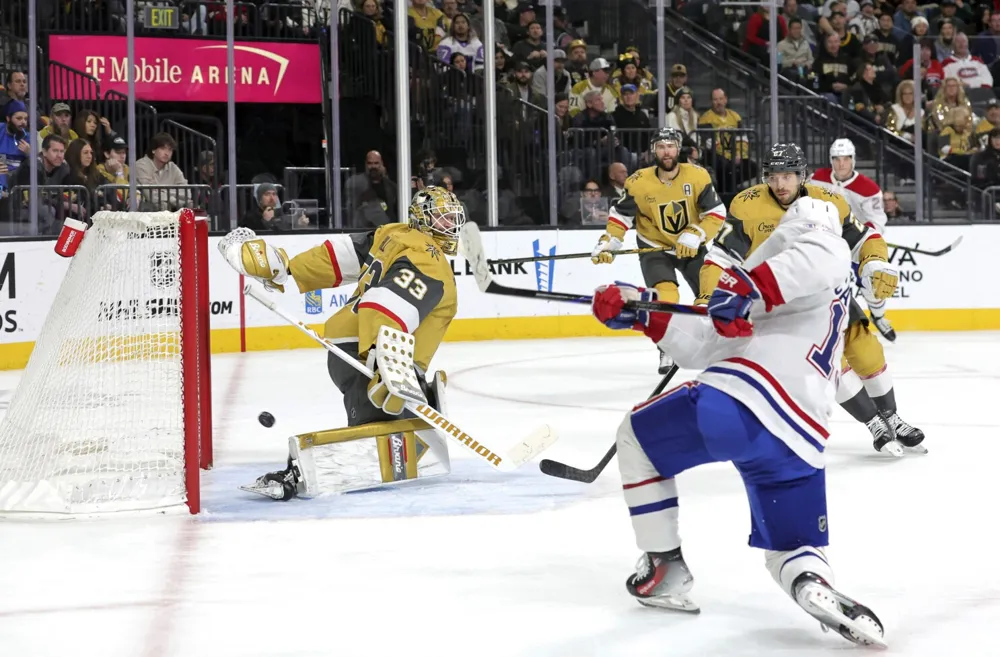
590, 196, 886, 648
810, 138, 896, 341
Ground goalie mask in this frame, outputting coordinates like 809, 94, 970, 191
408, 186, 466, 256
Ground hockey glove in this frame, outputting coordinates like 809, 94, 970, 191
591, 233, 624, 264
592, 283, 670, 342
675, 225, 706, 259
222, 233, 290, 292
707, 266, 760, 338
860, 260, 898, 301
365, 351, 406, 415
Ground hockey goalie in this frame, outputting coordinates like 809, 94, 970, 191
220, 186, 465, 500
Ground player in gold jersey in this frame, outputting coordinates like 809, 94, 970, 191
221, 186, 464, 499
591, 127, 726, 373
700, 144, 925, 456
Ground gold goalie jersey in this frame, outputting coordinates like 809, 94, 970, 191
698, 182, 889, 302
606, 163, 727, 248
287, 224, 458, 367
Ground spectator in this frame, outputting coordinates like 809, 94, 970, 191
605, 163, 628, 197
73, 110, 116, 164
135, 132, 190, 211
857, 34, 898, 94
437, 13, 484, 71
830, 11, 863, 61
666, 86, 699, 135
620, 47, 658, 88
883, 190, 909, 220
0, 101, 30, 192
568, 58, 618, 117
179, 0, 208, 35
0, 71, 32, 121
972, 12, 1000, 67
96, 137, 131, 210
899, 16, 930, 66
938, 106, 978, 207
663, 64, 690, 113
440, 0, 460, 25
506, 1, 536, 44
495, 45, 514, 86
743, 6, 788, 65
781, 0, 817, 45
976, 99, 1000, 147
821, 0, 860, 22
873, 12, 902, 64
408, 0, 447, 52
899, 38, 944, 102
553, 93, 572, 134
894, 0, 925, 36
935, 20, 957, 62
931, 0, 966, 35
698, 88, 756, 193
812, 32, 853, 102
564, 39, 590, 86
10, 134, 71, 234
551, 7, 580, 51
818, 0, 847, 34
778, 18, 814, 80
844, 62, 889, 126
849, 0, 878, 39
613, 84, 651, 132
971, 128, 1000, 203
557, 179, 607, 225
357, 0, 388, 47
943, 33, 993, 89
39, 103, 78, 143
511, 20, 546, 68
929, 76, 972, 131
65, 139, 101, 194
887, 79, 919, 145
613, 54, 654, 96
241, 183, 307, 231
504, 60, 545, 109
468, 5, 509, 48
531, 49, 570, 98
346, 150, 397, 227
571, 90, 614, 132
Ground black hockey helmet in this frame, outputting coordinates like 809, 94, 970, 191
649, 127, 684, 155
762, 142, 808, 180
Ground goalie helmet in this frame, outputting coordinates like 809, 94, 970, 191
762, 142, 808, 180
408, 186, 467, 256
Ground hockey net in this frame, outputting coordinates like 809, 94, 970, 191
0, 209, 212, 516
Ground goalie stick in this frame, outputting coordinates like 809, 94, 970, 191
538, 365, 679, 483
886, 235, 962, 257
242, 284, 558, 472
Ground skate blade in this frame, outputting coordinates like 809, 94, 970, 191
878, 440, 905, 458
637, 594, 701, 614
799, 585, 887, 649
902, 443, 928, 455
239, 482, 287, 501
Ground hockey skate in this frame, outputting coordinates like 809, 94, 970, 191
871, 315, 896, 342
241, 458, 302, 501
658, 350, 674, 375
625, 549, 699, 613
866, 415, 903, 457
885, 413, 927, 454
792, 572, 887, 648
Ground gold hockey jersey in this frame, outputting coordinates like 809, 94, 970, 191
288, 224, 458, 368
607, 163, 726, 248
697, 182, 889, 303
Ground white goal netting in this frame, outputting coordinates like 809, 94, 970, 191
0, 211, 198, 515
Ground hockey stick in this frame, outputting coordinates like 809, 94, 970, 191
538, 365, 680, 483
243, 284, 559, 472
489, 245, 674, 266
886, 235, 962, 257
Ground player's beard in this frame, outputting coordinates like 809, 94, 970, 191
656, 154, 678, 173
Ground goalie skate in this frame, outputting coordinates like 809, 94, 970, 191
240, 459, 301, 501
792, 573, 887, 649
626, 550, 700, 614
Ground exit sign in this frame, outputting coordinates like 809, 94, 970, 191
143, 5, 180, 29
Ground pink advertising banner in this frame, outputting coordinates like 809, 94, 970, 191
47, 35, 322, 104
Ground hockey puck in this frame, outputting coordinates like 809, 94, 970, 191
258, 412, 275, 428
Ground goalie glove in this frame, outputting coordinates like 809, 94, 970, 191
591, 233, 624, 264
220, 228, 290, 292
364, 350, 406, 416
860, 259, 898, 301
591, 282, 670, 342
675, 225, 706, 259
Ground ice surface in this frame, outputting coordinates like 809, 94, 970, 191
0, 333, 998, 657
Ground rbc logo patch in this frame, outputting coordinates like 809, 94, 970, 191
305, 290, 323, 315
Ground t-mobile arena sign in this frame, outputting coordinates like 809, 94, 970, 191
48, 35, 322, 104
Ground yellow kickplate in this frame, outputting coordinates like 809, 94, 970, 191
297, 418, 430, 449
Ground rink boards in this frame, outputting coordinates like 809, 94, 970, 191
0, 224, 988, 369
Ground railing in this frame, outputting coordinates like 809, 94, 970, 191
3, 184, 93, 235
46, 60, 101, 112
101, 89, 159, 157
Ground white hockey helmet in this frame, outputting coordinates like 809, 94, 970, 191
829, 138, 856, 163
781, 196, 840, 234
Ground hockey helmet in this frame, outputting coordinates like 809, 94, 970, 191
408, 186, 466, 256
762, 142, 808, 180
829, 138, 856, 163
649, 127, 684, 155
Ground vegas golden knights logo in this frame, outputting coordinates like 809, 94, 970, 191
657, 200, 690, 234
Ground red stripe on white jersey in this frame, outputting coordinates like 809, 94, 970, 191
724, 357, 829, 439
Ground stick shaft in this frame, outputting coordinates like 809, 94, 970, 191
489, 246, 672, 266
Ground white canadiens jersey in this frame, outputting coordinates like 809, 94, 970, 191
809, 168, 887, 233
659, 213, 853, 468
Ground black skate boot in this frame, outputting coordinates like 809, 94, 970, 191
240, 457, 301, 501
658, 350, 673, 375
872, 315, 896, 342
867, 415, 903, 457
792, 572, 886, 648
885, 412, 927, 454
625, 548, 699, 613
